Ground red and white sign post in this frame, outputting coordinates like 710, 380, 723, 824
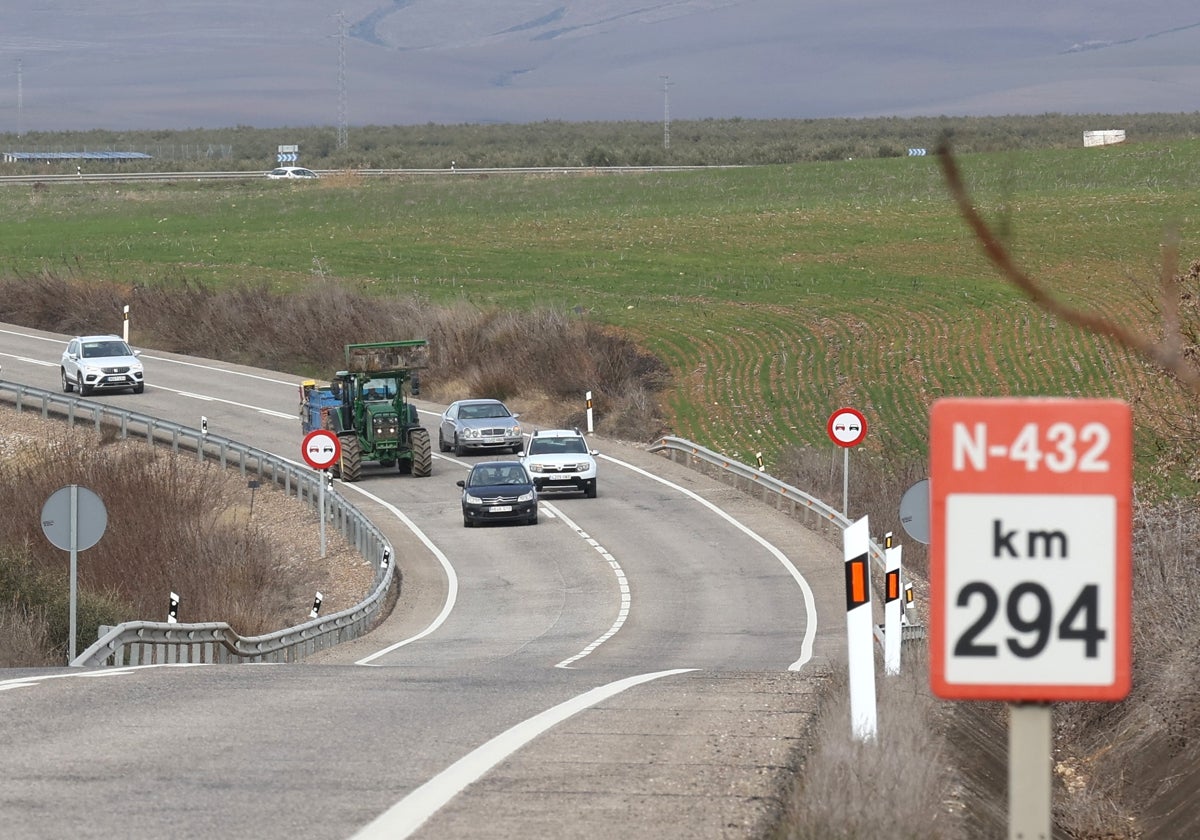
827, 407, 867, 517
302, 429, 341, 559
930, 398, 1131, 839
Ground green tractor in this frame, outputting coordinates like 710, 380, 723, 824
299, 340, 433, 482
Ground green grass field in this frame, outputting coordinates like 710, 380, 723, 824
5, 141, 1199, 489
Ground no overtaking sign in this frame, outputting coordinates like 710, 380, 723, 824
930, 398, 1132, 702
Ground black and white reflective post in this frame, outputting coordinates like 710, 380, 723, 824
883, 532, 902, 675
931, 398, 1132, 840
122, 304, 130, 342
827, 407, 867, 517
302, 429, 342, 558
309, 592, 323, 618
167, 592, 179, 623
41, 485, 107, 664
843, 515, 876, 740
585, 391, 594, 433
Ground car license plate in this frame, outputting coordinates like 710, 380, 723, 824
488, 505, 512, 513
549, 475, 571, 481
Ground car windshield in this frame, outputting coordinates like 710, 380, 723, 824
81, 340, 131, 358
471, 466, 526, 486
461, 403, 509, 420
529, 437, 587, 455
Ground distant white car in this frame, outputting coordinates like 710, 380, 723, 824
61, 335, 145, 396
266, 166, 319, 180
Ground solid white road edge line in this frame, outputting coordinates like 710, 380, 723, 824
348, 667, 697, 840
341, 482, 460, 666
600, 453, 819, 671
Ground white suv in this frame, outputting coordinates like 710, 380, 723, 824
61, 335, 145, 396
521, 428, 598, 498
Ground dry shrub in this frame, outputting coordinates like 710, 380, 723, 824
0, 272, 671, 439
1051, 498, 1200, 837
780, 652, 965, 840
0, 426, 321, 658
0, 596, 53, 667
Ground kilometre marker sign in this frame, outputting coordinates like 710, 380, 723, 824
930, 398, 1132, 702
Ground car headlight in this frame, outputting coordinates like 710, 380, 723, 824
517, 490, 535, 502
464, 493, 482, 504
465, 428, 480, 439
527, 463, 545, 473
510, 424, 522, 435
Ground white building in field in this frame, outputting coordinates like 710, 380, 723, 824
1083, 130, 1126, 147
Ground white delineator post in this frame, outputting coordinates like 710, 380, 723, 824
122, 304, 130, 342
585, 391, 594, 433
844, 515, 877, 740
884, 532, 902, 675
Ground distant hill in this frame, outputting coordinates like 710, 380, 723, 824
2, 1, 1200, 132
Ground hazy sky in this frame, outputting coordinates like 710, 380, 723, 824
2, 1, 1199, 132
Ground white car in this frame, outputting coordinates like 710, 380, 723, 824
266, 166, 319, 180
61, 335, 145, 396
521, 428, 598, 497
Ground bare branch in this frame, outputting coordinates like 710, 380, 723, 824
935, 139, 1200, 395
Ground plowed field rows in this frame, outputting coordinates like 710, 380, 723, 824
641, 280, 1175, 475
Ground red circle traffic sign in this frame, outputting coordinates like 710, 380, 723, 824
827, 407, 868, 447
302, 429, 342, 470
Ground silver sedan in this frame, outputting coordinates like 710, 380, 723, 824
438, 399, 523, 456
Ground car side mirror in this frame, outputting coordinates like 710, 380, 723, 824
456, 480, 465, 488
133, 350, 142, 357
411, 373, 420, 397
590, 449, 599, 456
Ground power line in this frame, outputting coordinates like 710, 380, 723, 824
17, 58, 23, 137
336, 11, 348, 150
660, 75, 673, 150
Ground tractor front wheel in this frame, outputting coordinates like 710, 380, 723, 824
410, 428, 433, 477
337, 435, 363, 482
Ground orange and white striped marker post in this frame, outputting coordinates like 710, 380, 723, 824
844, 515, 876, 740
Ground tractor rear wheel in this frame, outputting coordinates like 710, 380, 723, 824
337, 435, 363, 483
410, 428, 433, 477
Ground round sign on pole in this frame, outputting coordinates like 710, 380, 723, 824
899, 479, 930, 545
41, 485, 107, 551
302, 429, 342, 470
827, 407, 868, 448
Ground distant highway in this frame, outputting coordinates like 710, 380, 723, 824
0, 165, 730, 186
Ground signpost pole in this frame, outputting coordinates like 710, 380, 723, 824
69, 485, 78, 663
318, 471, 327, 559
1009, 703, 1052, 840
842, 447, 849, 517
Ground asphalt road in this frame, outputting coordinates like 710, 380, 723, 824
0, 323, 846, 840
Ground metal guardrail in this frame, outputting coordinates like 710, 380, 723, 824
648, 435, 890, 572
649, 435, 925, 639
0, 381, 395, 667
